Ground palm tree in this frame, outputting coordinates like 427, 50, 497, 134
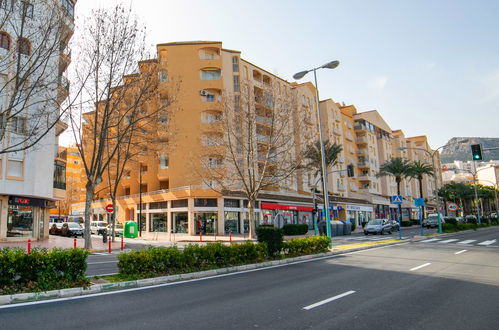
377, 157, 412, 195
408, 160, 435, 199
303, 140, 343, 190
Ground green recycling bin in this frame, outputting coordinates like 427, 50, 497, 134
124, 221, 138, 238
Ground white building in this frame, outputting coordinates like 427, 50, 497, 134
0, 0, 76, 241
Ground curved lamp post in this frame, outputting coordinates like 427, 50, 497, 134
294, 60, 340, 248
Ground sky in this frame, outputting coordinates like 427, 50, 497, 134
72, 0, 499, 149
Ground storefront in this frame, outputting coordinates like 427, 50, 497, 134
195, 212, 217, 235
171, 212, 188, 233
149, 213, 167, 232
346, 204, 373, 227
260, 202, 314, 228
5, 196, 49, 240
224, 211, 239, 233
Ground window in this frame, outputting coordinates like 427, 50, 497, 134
159, 112, 168, 124
232, 57, 239, 72
62, 0, 74, 19
53, 160, 66, 189
206, 157, 222, 168
206, 93, 215, 102
0, 0, 13, 11
159, 180, 169, 190
11, 116, 26, 134
159, 70, 168, 82
159, 154, 169, 169
194, 198, 217, 207
140, 184, 147, 192
124, 187, 130, 195
7, 159, 22, 177
140, 164, 148, 173
224, 199, 240, 208
201, 69, 221, 80
17, 38, 31, 56
233, 75, 240, 92
234, 95, 240, 112
0, 32, 10, 50
21, 1, 33, 18
171, 199, 188, 208
149, 201, 167, 209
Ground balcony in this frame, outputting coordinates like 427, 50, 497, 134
256, 134, 270, 143
358, 174, 375, 181
358, 160, 371, 168
256, 115, 272, 125
356, 136, 368, 144
354, 124, 367, 131
345, 132, 354, 141
350, 182, 358, 191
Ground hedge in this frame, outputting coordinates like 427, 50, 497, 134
256, 226, 283, 257
0, 248, 89, 294
401, 221, 412, 227
282, 224, 309, 236
118, 242, 267, 279
118, 236, 331, 280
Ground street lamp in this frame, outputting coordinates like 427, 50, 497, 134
294, 60, 340, 248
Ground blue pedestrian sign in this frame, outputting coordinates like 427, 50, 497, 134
413, 198, 425, 207
391, 195, 403, 204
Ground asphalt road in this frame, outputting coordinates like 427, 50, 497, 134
3, 227, 499, 329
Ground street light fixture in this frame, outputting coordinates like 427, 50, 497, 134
294, 60, 340, 248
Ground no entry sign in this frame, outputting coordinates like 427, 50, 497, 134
105, 204, 114, 213
447, 202, 458, 212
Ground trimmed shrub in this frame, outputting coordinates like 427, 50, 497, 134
410, 219, 420, 226
282, 236, 329, 257
401, 221, 412, 227
282, 224, 309, 236
0, 248, 89, 294
442, 223, 458, 233
256, 226, 284, 257
445, 217, 458, 226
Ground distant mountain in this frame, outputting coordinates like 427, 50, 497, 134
440, 137, 499, 163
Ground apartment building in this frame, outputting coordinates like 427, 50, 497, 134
0, 0, 76, 241
76, 41, 321, 237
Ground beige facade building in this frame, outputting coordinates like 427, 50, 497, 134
72, 41, 443, 234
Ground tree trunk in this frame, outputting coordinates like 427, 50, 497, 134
248, 199, 256, 240
418, 177, 425, 218
84, 182, 95, 250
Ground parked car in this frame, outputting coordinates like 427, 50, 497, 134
107, 223, 124, 237
90, 221, 109, 235
423, 214, 445, 228
388, 219, 400, 231
60, 222, 84, 237
49, 223, 63, 235
364, 219, 393, 235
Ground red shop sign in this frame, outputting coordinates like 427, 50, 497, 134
260, 202, 313, 212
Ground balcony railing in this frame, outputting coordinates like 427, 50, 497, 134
256, 115, 272, 125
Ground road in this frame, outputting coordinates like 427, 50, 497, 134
3, 227, 499, 329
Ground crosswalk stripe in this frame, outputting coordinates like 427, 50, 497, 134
420, 238, 441, 243
439, 239, 459, 244
478, 240, 497, 246
457, 240, 476, 245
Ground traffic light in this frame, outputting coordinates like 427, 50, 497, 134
471, 144, 483, 161
347, 164, 355, 177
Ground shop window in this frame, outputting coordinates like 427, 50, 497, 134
0, 31, 10, 50
172, 212, 188, 233
171, 199, 188, 208
7, 204, 34, 237
194, 198, 217, 207
224, 211, 239, 233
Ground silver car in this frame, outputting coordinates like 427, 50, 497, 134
364, 219, 393, 235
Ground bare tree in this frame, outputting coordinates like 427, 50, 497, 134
0, 0, 79, 154
69, 4, 167, 249
197, 81, 304, 239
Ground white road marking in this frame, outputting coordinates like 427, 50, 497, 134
303, 291, 356, 310
420, 238, 441, 243
478, 240, 497, 246
455, 250, 467, 255
457, 240, 476, 245
438, 239, 459, 244
410, 263, 431, 271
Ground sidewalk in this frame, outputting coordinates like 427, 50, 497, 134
0, 235, 121, 252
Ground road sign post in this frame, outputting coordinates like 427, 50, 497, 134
391, 195, 404, 239
105, 204, 114, 213
414, 198, 425, 236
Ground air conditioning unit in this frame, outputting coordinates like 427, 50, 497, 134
200, 90, 209, 96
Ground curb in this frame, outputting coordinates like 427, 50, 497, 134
0, 239, 407, 306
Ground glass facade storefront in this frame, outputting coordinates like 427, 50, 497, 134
136, 213, 146, 232
7, 205, 35, 237
149, 213, 167, 232
298, 211, 313, 229
224, 211, 239, 233
346, 205, 374, 227
172, 212, 188, 233
195, 212, 217, 235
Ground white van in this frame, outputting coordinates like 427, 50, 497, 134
90, 221, 109, 235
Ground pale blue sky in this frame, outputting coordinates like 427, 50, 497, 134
75, 0, 499, 148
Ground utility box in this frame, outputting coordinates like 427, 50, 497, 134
124, 221, 138, 239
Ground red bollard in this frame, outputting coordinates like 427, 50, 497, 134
108, 239, 111, 254
229, 231, 232, 243
121, 235, 124, 251
27, 239, 31, 254
74, 238, 77, 249
200, 231, 203, 243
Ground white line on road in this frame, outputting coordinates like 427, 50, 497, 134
420, 238, 441, 243
455, 250, 467, 255
478, 240, 497, 246
458, 240, 476, 245
303, 291, 356, 310
438, 239, 459, 244
410, 263, 431, 271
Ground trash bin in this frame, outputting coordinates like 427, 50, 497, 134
124, 221, 138, 239
343, 222, 352, 235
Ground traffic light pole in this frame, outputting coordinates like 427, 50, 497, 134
472, 160, 481, 225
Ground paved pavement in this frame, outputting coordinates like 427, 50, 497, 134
2, 227, 498, 329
